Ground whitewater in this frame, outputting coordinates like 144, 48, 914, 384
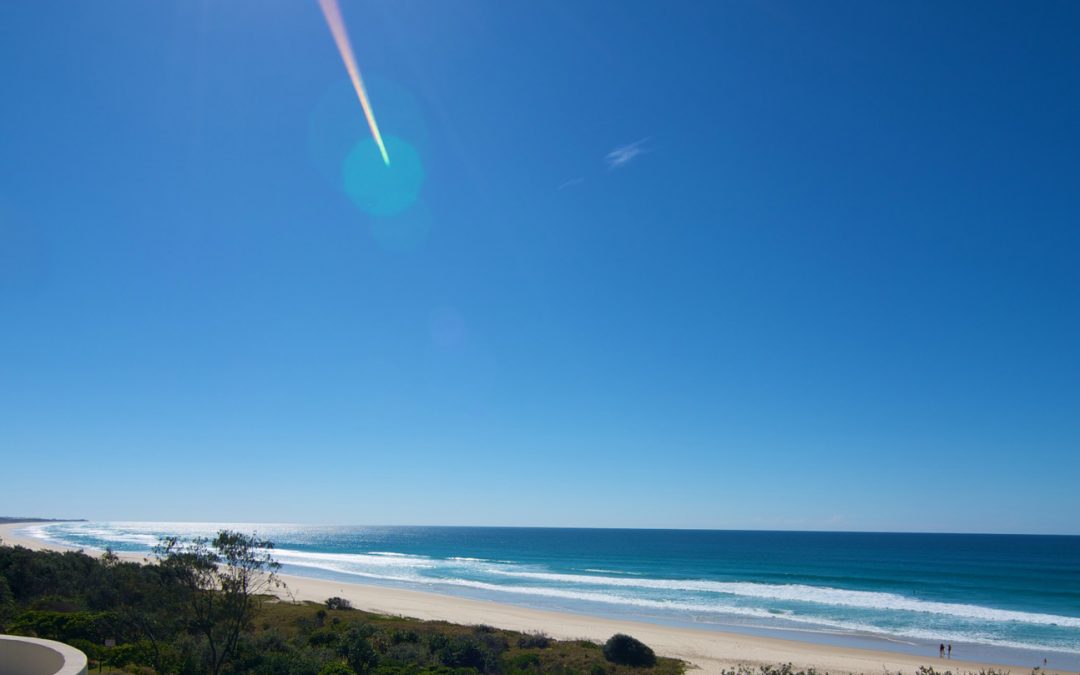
21, 522, 1080, 669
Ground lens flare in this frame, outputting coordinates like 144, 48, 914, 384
318, 0, 390, 166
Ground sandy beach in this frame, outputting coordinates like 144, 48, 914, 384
0, 522, 1059, 675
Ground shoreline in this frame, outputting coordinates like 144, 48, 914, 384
0, 522, 1064, 675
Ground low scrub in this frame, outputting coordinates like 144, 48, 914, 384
326, 596, 354, 611
1, 540, 686, 674
603, 634, 656, 667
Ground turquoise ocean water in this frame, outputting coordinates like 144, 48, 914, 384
19, 522, 1080, 669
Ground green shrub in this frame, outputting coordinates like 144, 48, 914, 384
517, 632, 551, 649
383, 641, 425, 666
310, 627, 340, 647
0, 576, 14, 630
508, 652, 541, 669
10, 610, 113, 642
603, 633, 656, 667
341, 626, 379, 673
434, 635, 503, 671
28, 594, 83, 612
320, 663, 359, 675
391, 628, 420, 644
327, 596, 354, 610
435, 636, 485, 669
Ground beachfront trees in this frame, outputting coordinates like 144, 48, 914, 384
155, 529, 285, 675
2, 540, 686, 674
103, 548, 187, 673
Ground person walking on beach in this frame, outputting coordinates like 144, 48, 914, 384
947, 644, 952, 659
939, 643, 945, 658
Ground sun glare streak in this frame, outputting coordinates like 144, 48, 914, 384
318, 0, 390, 166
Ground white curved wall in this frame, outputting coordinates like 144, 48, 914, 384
0, 635, 87, 675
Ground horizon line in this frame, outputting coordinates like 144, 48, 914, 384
5, 518, 1077, 538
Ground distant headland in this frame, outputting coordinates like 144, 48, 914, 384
0, 517, 86, 524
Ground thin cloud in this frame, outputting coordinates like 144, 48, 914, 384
606, 138, 649, 169
558, 177, 585, 190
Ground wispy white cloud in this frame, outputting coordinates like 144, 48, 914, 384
558, 177, 585, 190
605, 138, 649, 169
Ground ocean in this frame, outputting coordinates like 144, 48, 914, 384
19, 522, 1080, 669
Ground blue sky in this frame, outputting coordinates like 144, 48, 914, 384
1, 1, 1078, 533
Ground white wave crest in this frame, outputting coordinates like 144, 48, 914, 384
489, 570, 1080, 628
286, 568, 1080, 657
273, 548, 436, 569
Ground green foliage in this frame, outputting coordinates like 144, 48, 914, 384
0, 573, 14, 630
429, 633, 508, 672
10, 609, 114, 642
341, 624, 380, 673
517, 632, 551, 649
310, 627, 341, 647
508, 652, 541, 669
154, 529, 285, 675
603, 634, 657, 667
0, 546, 105, 605
390, 628, 420, 644
0, 540, 688, 675
327, 596, 355, 610
28, 593, 84, 612
320, 662, 359, 675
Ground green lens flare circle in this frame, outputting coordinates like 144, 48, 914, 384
342, 135, 424, 217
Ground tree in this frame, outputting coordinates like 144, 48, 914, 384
155, 530, 285, 675
102, 549, 186, 673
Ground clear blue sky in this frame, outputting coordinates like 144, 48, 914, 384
2, 1, 1078, 533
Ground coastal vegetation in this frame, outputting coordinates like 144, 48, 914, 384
602, 635, 655, 667
0, 533, 684, 675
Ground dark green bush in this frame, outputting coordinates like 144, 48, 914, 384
0, 575, 14, 630
603, 633, 656, 667
508, 652, 541, 669
428, 633, 451, 651
320, 663, 359, 675
10, 609, 113, 642
310, 627, 340, 647
516, 632, 551, 649
434, 634, 504, 672
391, 628, 420, 644
435, 636, 486, 669
341, 625, 379, 673
327, 597, 354, 610
383, 641, 425, 666
28, 594, 83, 612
